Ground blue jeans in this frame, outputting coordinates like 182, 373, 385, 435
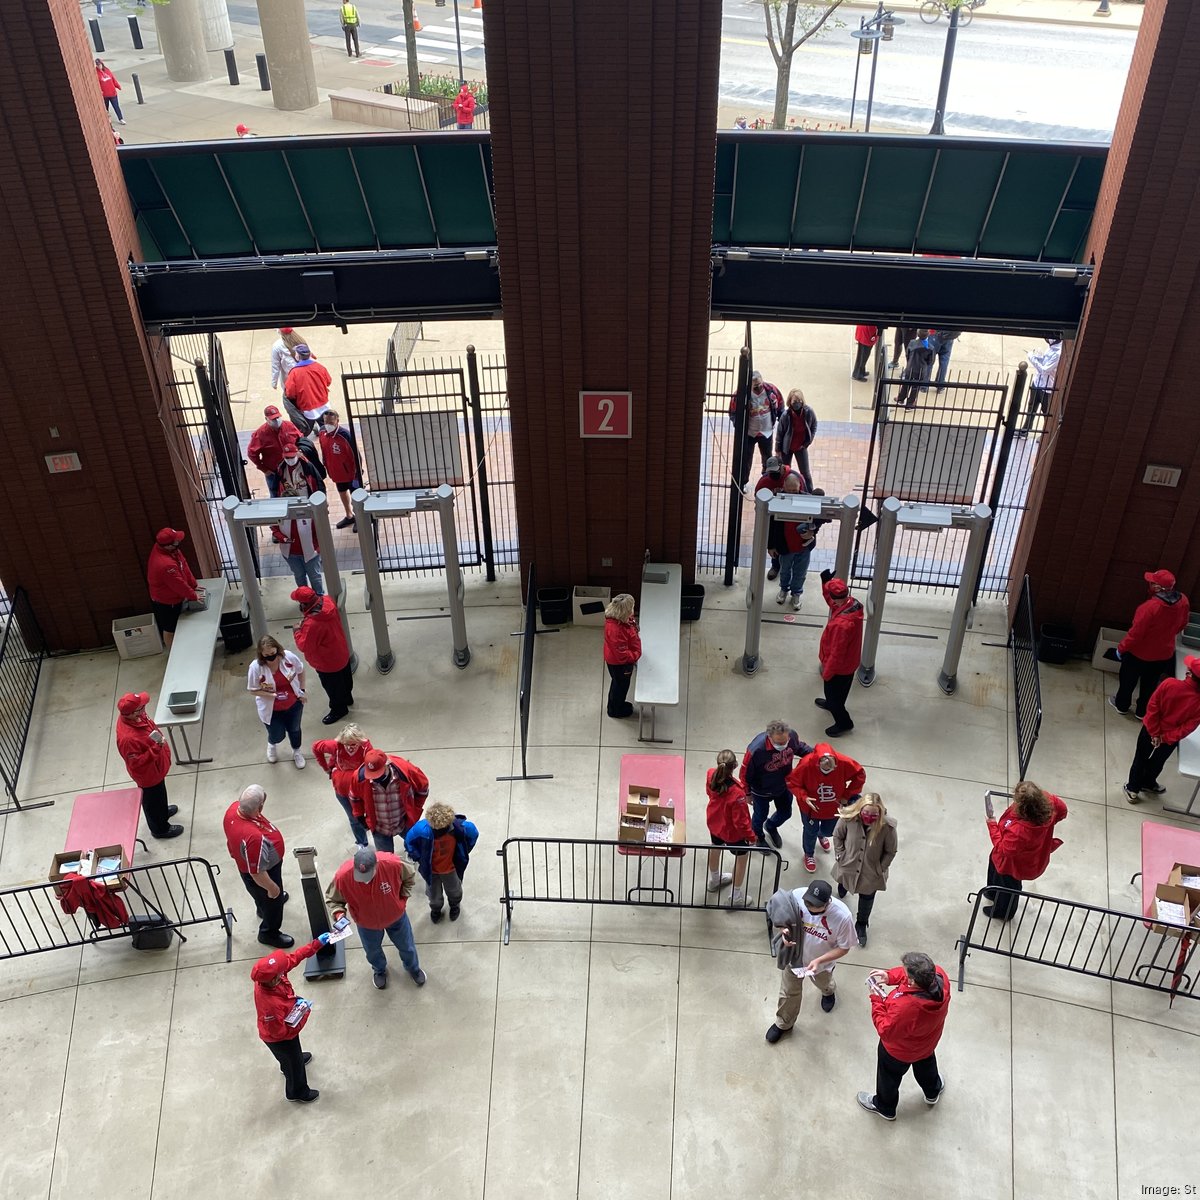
751, 790, 793, 839
335, 794, 369, 847
358, 913, 420, 976
778, 548, 812, 597
264, 701, 304, 748
801, 814, 838, 857
285, 553, 324, 594
370, 832, 396, 855
934, 342, 954, 388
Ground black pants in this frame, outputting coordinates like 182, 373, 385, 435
986, 857, 1022, 920
606, 663, 634, 717
140, 779, 172, 837
778, 446, 813, 491
266, 1037, 310, 1100
738, 433, 773, 485
1114, 652, 1174, 718
874, 1040, 940, 1118
836, 885, 876, 927
823, 673, 854, 730
892, 326, 916, 366
317, 664, 354, 718
241, 863, 286, 936
1127, 726, 1178, 792
852, 342, 871, 379
1023, 385, 1052, 431
343, 25, 359, 55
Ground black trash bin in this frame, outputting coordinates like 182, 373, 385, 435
1037, 622, 1074, 665
219, 609, 254, 654
681, 584, 706, 622
536, 587, 572, 626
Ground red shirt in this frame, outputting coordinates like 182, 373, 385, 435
430, 831, 457, 874
454, 90, 476, 123
253, 940, 320, 1042
854, 325, 879, 346
114, 713, 171, 787
1119, 592, 1190, 661
330, 852, 414, 929
752, 464, 801, 496
819, 581, 864, 679
705, 770, 756, 844
224, 804, 285, 875
1144, 675, 1200, 744
312, 737, 374, 796
271, 666, 298, 711
603, 618, 642, 665
316, 425, 359, 485
293, 597, 351, 672
785, 745, 866, 820
871, 964, 951, 1061
987, 794, 1068, 879
97, 67, 120, 98
146, 544, 198, 605
350, 754, 429, 834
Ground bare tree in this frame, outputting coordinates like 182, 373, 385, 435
761, 1, 846, 130
402, 0, 420, 97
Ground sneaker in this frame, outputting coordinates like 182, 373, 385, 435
821, 992, 836, 1013
449, 906, 461, 921
775, 588, 788, 605
818, 837, 830, 852
1123, 785, 1142, 804
767, 562, 780, 582
1107, 696, 1131, 717
857, 1092, 895, 1120
707, 871, 734, 892
729, 887, 754, 907
789, 594, 802, 611
1143, 783, 1167, 795
925, 1074, 946, 1105
765, 1024, 792, 1045
856, 922, 868, 947
372, 969, 388, 989
430, 909, 444, 924
287, 1090, 320, 1103
266, 742, 278, 763
293, 750, 306, 769
803, 855, 817, 873
765, 826, 782, 849
410, 968, 427, 987
887, 361, 898, 370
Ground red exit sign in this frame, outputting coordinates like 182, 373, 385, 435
45, 452, 82, 474
579, 391, 632, 439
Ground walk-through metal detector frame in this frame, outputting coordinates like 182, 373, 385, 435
220, 493, 356, 665
740, 491, 860, 676
856, 497, 992, 693
350, 484, 470, 674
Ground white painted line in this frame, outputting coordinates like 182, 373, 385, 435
417, 26, 485, 42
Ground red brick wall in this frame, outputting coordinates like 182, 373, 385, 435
1011, 0, 1200, 644
0, 0, 208, 650
483, 0, 722, 594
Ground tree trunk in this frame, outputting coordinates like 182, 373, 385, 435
772, 1, 799, 130
402, 0, 420, 97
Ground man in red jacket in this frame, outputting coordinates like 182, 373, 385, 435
247, 405, 301, 497
858, 951, 950, 1120
146, 528, 204, 649
251, 935, 329, 1103
351, 749, 429, 854
787, 743, 866, 874
1124, 655, 1200, 802
114, 691, 183, 839
291, 586, 353, 724
816, 574, 864, 737
1109, 568, 1190, 719
284, 343, 332, 425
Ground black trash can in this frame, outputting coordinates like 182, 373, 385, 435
681, 584, 706, 622
536, 587, 572, 626
1037, 622, 1074, 665
219, 609, 254, 654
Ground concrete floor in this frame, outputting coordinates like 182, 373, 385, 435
0, 573, 1196, 1199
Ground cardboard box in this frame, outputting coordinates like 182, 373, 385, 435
572, 585, 611, 627
619, 791, 684, 844
1090, 627, 1126, 674
112, 614, 163, 659
85, 845, 131, 891
1151, 884, 1193, 937
49, 850, 88, 885
1167, 863, 1200, 911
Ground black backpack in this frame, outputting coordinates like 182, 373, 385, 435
297, 436, 327, 481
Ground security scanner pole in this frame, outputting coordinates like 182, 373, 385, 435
857, 498, 993, 690
221, 495, 354, 662
293, 846, 344, 982
740, 491, 860, 677
350, 483, 470, 674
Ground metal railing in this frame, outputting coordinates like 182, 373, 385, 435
956, 885, 1199, 1002
0, 857, 234, 961
497, 837, 784, 944
1011, 574, 1042, 779
0, 588, 50, 815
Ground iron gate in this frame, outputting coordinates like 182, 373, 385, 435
697, 353, 741, 574
0, 588, 50, 813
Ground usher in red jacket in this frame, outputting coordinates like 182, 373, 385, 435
871, 964, 951, 1061
987, 794, 1068, 880
1119, 591, 1190, 661
819, 581, 864, 679
252, 940, 320, 1042
1143, 676, 1200, 745
293, 596, 351, 672
603, 618, 642, 665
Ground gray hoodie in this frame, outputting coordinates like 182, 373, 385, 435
766, 889, 805, 969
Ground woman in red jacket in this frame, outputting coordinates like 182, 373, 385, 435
816, 575, 863, 737
251, 935, 329, 1103
705, 749, 757, 905
603, 593, 642, 719
146, 528, 203, 649
95, 59, 124, 124
114, 691, 183, 839
858, 951, 950, 1121
984, 780, 1068, 920
312, 723, 374, 849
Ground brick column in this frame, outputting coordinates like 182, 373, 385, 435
1011, 0, 1200, 641
0, 0, 211, 650
483, 0, 722, 593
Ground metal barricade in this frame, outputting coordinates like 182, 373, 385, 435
0, 588, 50, 814
1011, 574, 1043, 779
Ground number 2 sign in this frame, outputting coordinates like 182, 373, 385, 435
579, 391, 632, 439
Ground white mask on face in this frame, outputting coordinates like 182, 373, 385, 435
324, 423, 338, 434
284, 455, 299, 466
268, 418, 282, 429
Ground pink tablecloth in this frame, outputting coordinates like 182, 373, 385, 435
618, 754, 685, 856
66, 789, 143, 865
1140, 820, 1200, 917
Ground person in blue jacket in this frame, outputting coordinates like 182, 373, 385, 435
404, 802, 479, 923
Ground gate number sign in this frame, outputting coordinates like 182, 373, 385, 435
579, 391, 632, 439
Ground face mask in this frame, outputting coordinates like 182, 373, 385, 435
819, 760, 835, 774
861, 811, 879, 826
770, 737, 787, 750
324, 423, 337, 434
268, 418, 282, 429
790, 402, 802, 412
284, 455, 299, 466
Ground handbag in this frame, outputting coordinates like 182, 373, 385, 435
129, 914, 175, 950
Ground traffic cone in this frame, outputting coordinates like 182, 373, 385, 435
473, 0, 482, 9
413, 11, 422, 31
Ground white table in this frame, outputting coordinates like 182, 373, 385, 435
1170, 726, 1200, 818
153, 577, 228, 766
632, 562, 682, 744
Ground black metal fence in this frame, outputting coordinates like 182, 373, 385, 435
496, 564, 554, 783
956, 885, 1199, 1003
1011, 575, 1042, 779
497, 838, 784, 944
0, 857, 234, 962
0, 588, 49, 814
697, 353, 742, 576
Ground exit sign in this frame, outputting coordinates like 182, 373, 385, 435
1143, 464, 1181, 488
45, 452, 82, 474
580, 391, 632, 439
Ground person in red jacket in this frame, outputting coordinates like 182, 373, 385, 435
351, 749, 429, 854
983, 780, 1068, 920
247, 405, 301, 497
754, 456, 806, 582
851, 324, 879, 382
114, 691, 183, 839
283, 343, 332, 425
1110, 568, 1190, 719
146, 527, 203, 649
95, 59, 124, 124
290, 586, 353, 724
316, 409, 361, 528
705, 749, 758, 906
603, 593, 642, 719
816, 574, 863, 737
454, 82, 477, 129
1124, 655, 1200, 803
857, 951, 950, 1121
251, 935, 330, 1103
312, 723, 374, 849
786, 742, 866, 873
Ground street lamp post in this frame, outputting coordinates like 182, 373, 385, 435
929, 1, 963, 135
849, 6, 903, 133
452, 0, 465, 82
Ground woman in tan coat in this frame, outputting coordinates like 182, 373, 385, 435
832, 792, 898, 948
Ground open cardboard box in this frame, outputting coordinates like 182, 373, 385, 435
1151, 883, 1194, 937
85, 845, 131, 891
1167, 863, 1200, 912
619, 786, 685, 844
49, 850, 87, 886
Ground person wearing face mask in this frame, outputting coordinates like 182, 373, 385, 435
816, 573, 863, 737
247, 636, 309, 768
145, 527, 204, 649
248, 405, 302, 496
275, 434, 325, 501
284, 343, 333, 427
832, 792, 897, 947
740, 720, 813, 848
787, 742, 866, 874
1108, 567, 1189, 721
316, 409, 361, 530
114, 691, 184, 840
773, 388, 818, 490
753, 455, 805, 582
291, 585, 353, 725
730, 370, 782, 484
312, 723, 375, 850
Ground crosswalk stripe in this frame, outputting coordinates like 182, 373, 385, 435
414, 26, 485, 43
371, 44, 449, 63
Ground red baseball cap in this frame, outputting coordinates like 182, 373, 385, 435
825, 577, 850, 598
235, 123, 250, 136
264, 404, 281, 419
155, 528, 185, 547
1186, 655, 1200, 678
1145, 569, 1176, 588
117, 691, 150, 716
279, 327, 294, 335
363, 749, 390, 779
250, 953, 287, 983
280, 435, 299, 451
290, 586, 318, 607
